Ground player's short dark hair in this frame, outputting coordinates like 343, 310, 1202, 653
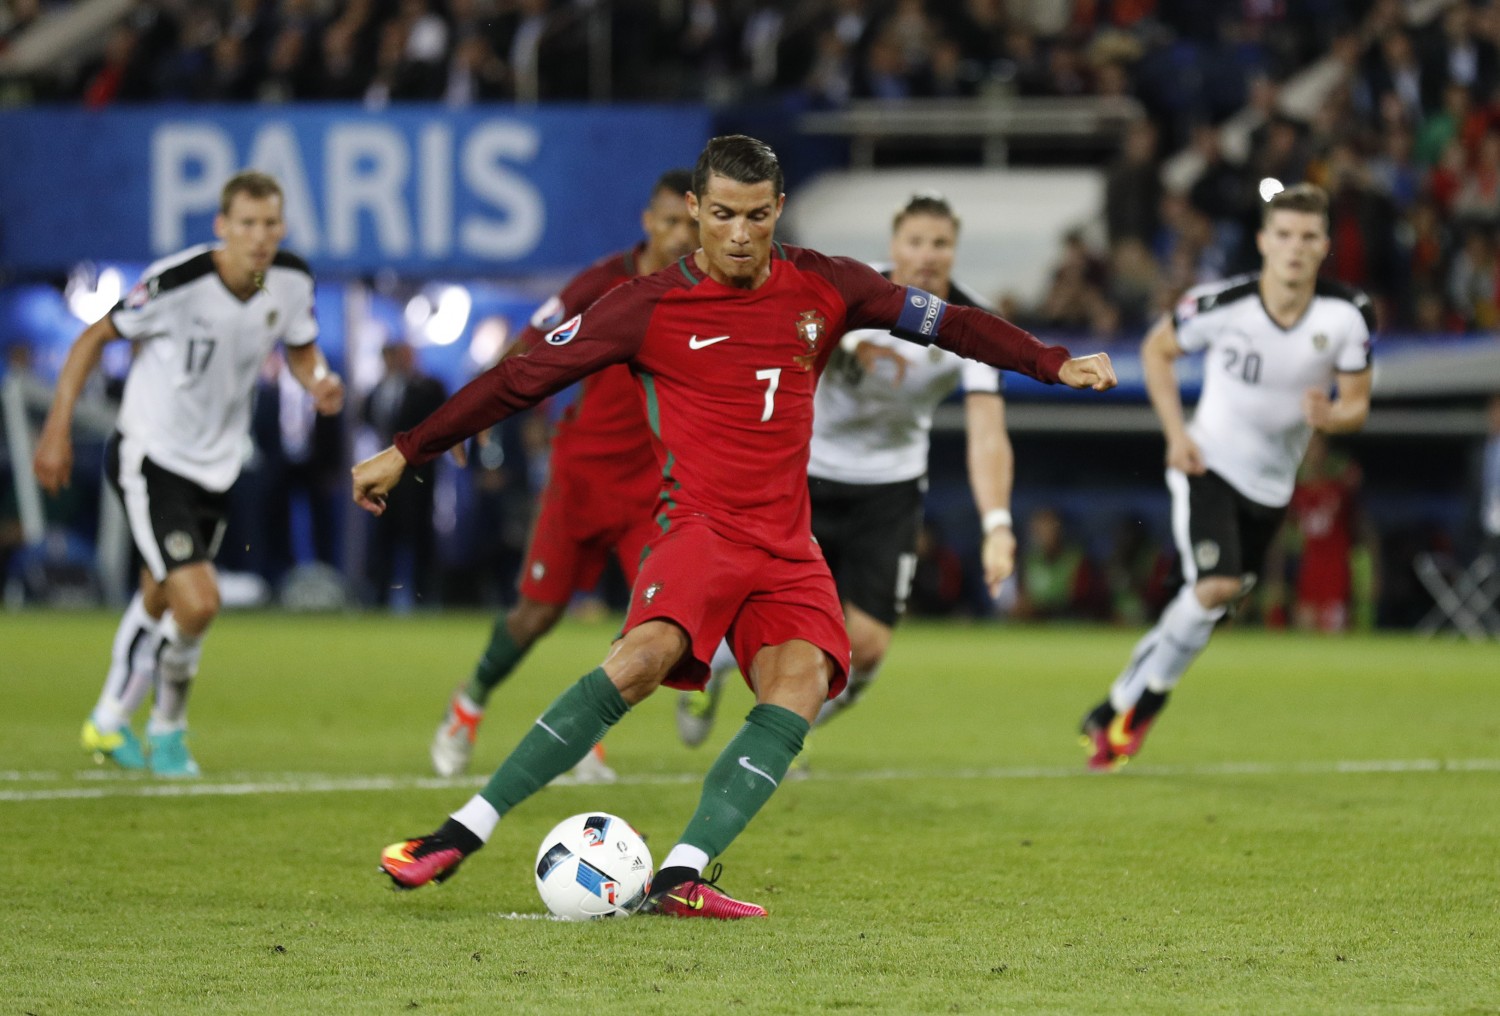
1263, 182, 1328, 226
220, 171, 283, 215
653, 169, 694, 200
692, 135, 784, 198
893, 193, 960, 233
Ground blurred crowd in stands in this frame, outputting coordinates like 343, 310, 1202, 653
4, 0, 1498, 629
9, 1, 1500, 333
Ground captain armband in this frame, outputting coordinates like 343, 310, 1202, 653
891, 286, 948, 345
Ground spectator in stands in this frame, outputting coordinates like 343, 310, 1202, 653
1422, 3, 1496, 105
317, 19, 372, 100
804, 27, 855, 107
1361, 29, 1426, 125
1447, 223, 1500, 331
444, 28, 509, 105
79, 22, 148, 107
1015, 507, 1099, 621
1319, 140, 1399, 301
1105, 119, 1162, 247
1287, 434, 1367, 632
1454, 127, 1500, 223
908, 520, 966, 618
1368, 123, 1421, 211
1416, 83, 1474, 165
1104, 514, 1174, 627
362, 341, 447, 608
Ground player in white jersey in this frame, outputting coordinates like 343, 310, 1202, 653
677, 194, 1017, 748
1079, 183, 1373, 771
33, 171, 344, 777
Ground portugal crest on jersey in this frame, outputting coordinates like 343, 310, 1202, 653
793, 309, 826, 371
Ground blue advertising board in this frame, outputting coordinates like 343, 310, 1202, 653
0, 105, 712, 275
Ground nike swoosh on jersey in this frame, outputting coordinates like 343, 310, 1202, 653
737, 755, 778, 786
688, 334, 731, 349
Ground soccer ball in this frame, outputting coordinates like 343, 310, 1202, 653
534, 812, 653, 920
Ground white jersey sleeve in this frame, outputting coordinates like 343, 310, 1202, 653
1171, 275, 1250, 353
959, 357, 1002, 395
111, 245, 211, 343
1334, 293, 1374, 372
277, 255, 318, 348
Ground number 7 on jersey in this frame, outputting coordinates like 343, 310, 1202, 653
755, 368, 781, 422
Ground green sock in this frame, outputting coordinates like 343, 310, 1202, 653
478, 668, 628, 816
465, 616, 531, 705
678, 704, 809, 858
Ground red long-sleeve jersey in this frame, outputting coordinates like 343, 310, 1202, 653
397, 244, 1070, 559
514, 244, 657, 496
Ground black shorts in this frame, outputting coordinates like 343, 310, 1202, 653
1169, 468, 1286, 588
809, 475, 923, 627
106, 433, 229, 581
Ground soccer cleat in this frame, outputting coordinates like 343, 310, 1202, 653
642, 864, 767, 919
1106, 708, 1157, 760
81, 720, 147, 770
431, 691, 484, 778
676, 671, 728, 748
1079, 700, 1125, 772
379, 833, 470, 890
565, 743, 617, 785
148, 729, 201, 778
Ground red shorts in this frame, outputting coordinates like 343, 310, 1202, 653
518, 465, 659, 606
622, 518, 851, 696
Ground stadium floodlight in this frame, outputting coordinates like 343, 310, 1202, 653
468, 315, 511, 369
1258, 177, 1285, 202
65, 263, 124, 324
403, 292, 434, 335
425, 285, 472, 347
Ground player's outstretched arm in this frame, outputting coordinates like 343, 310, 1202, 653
33, 315, 120, 494
285, 342, 345, 416
964, 392, 1016, 595
1056, 353, 1117, 391
1140, 315, 1203, 474
1304, 368, 1372, 434
351, 445, 407, 516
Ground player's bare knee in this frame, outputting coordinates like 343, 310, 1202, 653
603, 623, 686, 704
1194, 576, 1241, 610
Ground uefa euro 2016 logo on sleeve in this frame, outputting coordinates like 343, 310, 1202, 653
546, 314, 582, 345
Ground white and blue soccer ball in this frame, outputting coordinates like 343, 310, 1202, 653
534, 812, 653, 920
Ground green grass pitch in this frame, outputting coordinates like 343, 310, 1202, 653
3, 610, 1498, 1015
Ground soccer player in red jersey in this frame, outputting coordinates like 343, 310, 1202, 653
356, 135, 1117, 918
429, 169, 697, 781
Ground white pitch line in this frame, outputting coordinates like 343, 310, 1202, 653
1, 758, 1497, 803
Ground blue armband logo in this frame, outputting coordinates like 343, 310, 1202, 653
896, 287, 947, 339
545, 314, 582, 345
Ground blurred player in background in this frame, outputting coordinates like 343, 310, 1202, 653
1079, 183, 1373, 771
677, 193, 1018, 756
428, 168, 696, 782
356, 134, 1116, 918
33, 171, 344, 777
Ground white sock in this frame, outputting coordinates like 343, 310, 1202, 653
90, 593, 159, 734
149, 613, 203, 733
1109, 585, 1224, 711
451, 795, 501, 842
707, 640, 738, 688
661, 844, 710, 875
815, 660, 883, 727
